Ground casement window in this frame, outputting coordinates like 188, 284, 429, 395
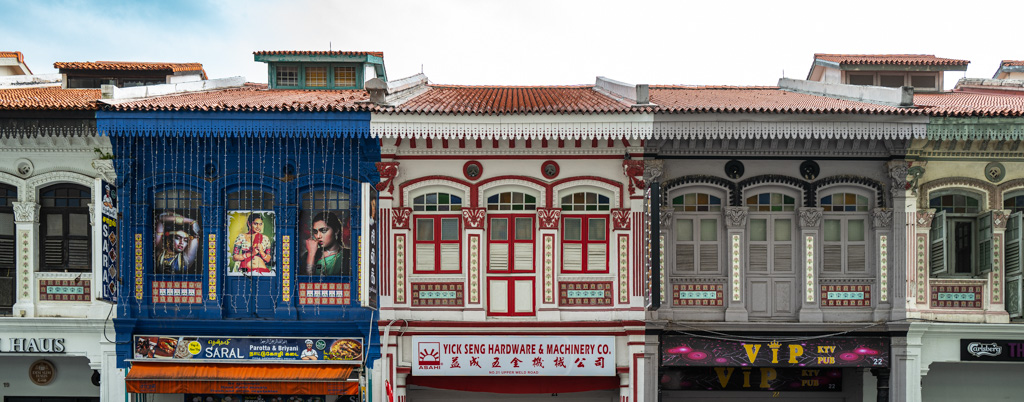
305, 67, 327, 87
672, 192, 722, 274
154, 190, 203, 275
746, 193, 795, 273
413, 192, 462, 273
276, 66, 298, 87
487, 192, 536, 273
821, 193, 869, 274
270, 63, 363, 89
0, 185, 16, 314
300, 190, 351, 276
561, 192, 609, 273
40, 184, 91, 272
1005, 203, 1023, 318
487, 277, 534, 316
1005, 193, 1024, 213
334, 67, 356, 87
929, 193, 992, 276
845, 72, 941, 92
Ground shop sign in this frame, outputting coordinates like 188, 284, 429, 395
1, 338, 66, 353
661, 336, 889, 368
412, 336, 615, 376
961, 339, 1024, 362
134, 336, 362, 363
359, 183, 379, 310
98, 180, 119, 303
661, 367, 842, 391
29, 359, 56, 386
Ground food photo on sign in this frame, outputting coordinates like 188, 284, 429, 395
133, 336, 363, 362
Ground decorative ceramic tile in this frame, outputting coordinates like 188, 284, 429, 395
152, 281, 202, 304
821, 284, 871, 307
672, 283, 724, 306
559, 281, 612, 306
411, 282, 464, 307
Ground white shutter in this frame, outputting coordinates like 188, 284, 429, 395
699, 244, 718, 272
440, 243, 459, 271
773, 244, 793, 272
749, 245, 768, 272
587, 243, 607, 271
563, 244, 583, 271
930, 210, 948, 276
823, 244, 843, 272
489, 280, 509, 314
490, 243, 509, 271
675, 245, 695, 273
847, 244, 866, 272
513, 243, 533, 271
513, 280, 534, 313
416, 244, 435, 271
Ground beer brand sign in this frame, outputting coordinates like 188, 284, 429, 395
412, 336, 615, 376
662, 336, 889, 368
961, 339, 1024, 362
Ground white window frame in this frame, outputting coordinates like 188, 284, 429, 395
819, 188, 873, 276
669, 187, 725, 276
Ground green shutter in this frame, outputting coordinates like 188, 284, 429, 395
930, 211, 948, 276
1006, 213, 1022, 318
977, 213, 993, 274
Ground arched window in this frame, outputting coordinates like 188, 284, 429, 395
299, 190, 351, 276
744, 191, 797, 319
413, 191, 462, 274
0, 184, 16, 314
1005, 193, 1024, 214
153, 190, 202, 275
821, 192, 869, 274
928, 191, 989, 276
40, 184, 91, 272
560, 191, 610, 273
672, 192, 722, 274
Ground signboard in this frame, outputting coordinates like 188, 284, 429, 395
661, 367, 841, 391
661, 336, 889, 368
98, 180, 119, 303
134, 336, 362, 364
1, 338, 66, 353
29, 359, 56, 386
961, 339, 1024, 362
359, 183, 379, 310
412, 336, 615, 376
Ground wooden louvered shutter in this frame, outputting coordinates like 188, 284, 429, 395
977, 213, 993, 274
930, 211, 948, 276
1006, 212, 1022, 318
749, 245, 768, 272
773, 244, 793, 272
563, 244, 583, 271
823, 244, 843, 272
699, 244, 718, 272
513, 243, 533, 271
490, 243, 509, 271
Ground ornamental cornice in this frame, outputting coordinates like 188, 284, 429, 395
371, 121, 653, 140
23, 171, 96, 203
651, 121, 924, 140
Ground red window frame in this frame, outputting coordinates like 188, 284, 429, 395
486, 277, 535, 317
413, 215, 461, 274
560, 215, 609, 273
487, 215, 535, 273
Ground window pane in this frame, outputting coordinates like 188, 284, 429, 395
334, 66, 356, 87
490, 218, 508, 241
69, 214, 88, 236
848, 219, 865, 242
515, 217, 532, 240
441, 218, 460, 241
774, 219, 791, 241
700, 219, 717, 242
880, 74, 904, 87
305, 67, 327, 87
276, 66, 298, 86
824, 220, 841, 242
849, 74, 873, 85
0, 213, 12, 236
911, 75, 936, 88
676, 219, 693, 242
589, 218, 606, 241
416, 219, 433, 241
564, 218, 581, 241
750, 219, 766, 241
46, 214, 62, 235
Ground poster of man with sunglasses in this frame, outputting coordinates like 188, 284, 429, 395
299, 209, 352, 276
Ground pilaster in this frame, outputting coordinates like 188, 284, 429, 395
798, 207, 823, 322
723, 206, 748, 321
12, 201, 39, 317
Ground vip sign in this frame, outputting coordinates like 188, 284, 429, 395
412, 336, 615, 376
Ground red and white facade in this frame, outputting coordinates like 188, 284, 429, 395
372, 79, 653, 401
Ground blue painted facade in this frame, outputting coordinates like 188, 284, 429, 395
99, 110, 380, 370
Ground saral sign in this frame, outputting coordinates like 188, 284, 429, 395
412, 336, 615, 376
134, 336, 362, 363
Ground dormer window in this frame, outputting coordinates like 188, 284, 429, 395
255, 51, 387, 90
276, 66, 298, 87
334, 67, 356, 87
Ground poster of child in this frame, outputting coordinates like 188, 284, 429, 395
226, 210, 276, 276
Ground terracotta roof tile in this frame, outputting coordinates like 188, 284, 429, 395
814, 54, 969, 67
648, 86, 919, 115
104, 84, 372, 112
254, 50, 384, 58
0, 87, 100, 110
390, 85, 635, 114
1001, 60, 1024, 67
54, 61, 206, 75
914, 92, 1024, 117
0, 51, 25, 62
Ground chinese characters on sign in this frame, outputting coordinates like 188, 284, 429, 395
412, 336, 615, 376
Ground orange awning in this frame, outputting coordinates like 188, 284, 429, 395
126, 362, 359, 395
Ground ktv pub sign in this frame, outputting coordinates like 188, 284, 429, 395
662, 336, 889, 367
412, 336, 615, 376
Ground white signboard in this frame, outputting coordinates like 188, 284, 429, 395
412, 336, 615, 376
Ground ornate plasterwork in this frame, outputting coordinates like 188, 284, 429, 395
872, 208, 893, 229
91, 159, 115, 181
798, 208, 823, 229
391, 208, 412, 230
611, 209, 631, 230
401, 179, 470, 209
375, 162, 399, 194
643, 160, 664, 183
916, 210, 935, 229
993, 210, 1009, 230
537, 208, 561, 229
477, 179, 546, 208
887, 160, 910, 198
652, 121, 923, 141
12, 202, 38, 223
23, 171, 96, 203
623, 160, 645, 193
997, 178, 1024, 200
919, 177, 997, 210
552, 179, 621, 209
371, 121, 654, 140
724, 207, 748, 229
461, 208, 486, 230
659, 207, 673, 231
87, 203, 95, 226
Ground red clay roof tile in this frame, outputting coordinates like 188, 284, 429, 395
1001, 60, 1024, 67
389, 85, 635, 114
104, 84, 372, 112
914, 92, 1024, 117
814, 54, 969, 67
0, 87, 100, 110
649, 86, 920, 115
0, 51, 25, 62
254, 50, 384, 58
54, 61, 206, 75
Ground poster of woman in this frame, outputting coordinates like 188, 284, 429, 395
298, 210, 351, 276
153, 211, 202, 275
226, 210, 276, 276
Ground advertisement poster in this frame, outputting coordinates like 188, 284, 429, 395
134, 336, 362, 363
360, 183, 378, 310
412, 336, 615, 376
153, 210, 202, 275
661, 367, 842, 391
298, 209, 351, 276
961, 339, 1024, 362
661, 336, 889, 368
98, 180, 119, 302
226, 211, 276, 276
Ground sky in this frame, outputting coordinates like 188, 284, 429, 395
2, 0, 1021, 89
